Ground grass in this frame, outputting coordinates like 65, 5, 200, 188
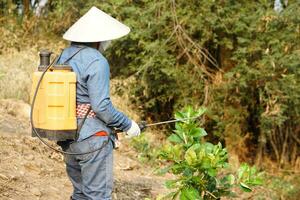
0, 40, 65, 103
235, 171, 300, 200
0, 49, 36, 102
266, 172, 300, 200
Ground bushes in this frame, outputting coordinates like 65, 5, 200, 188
114, 0, 300, 168
0, 0, 299, 167
208, 1, 300, 167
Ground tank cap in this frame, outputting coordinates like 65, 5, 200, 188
39, 49, 52, 56
39, 49, 52, 71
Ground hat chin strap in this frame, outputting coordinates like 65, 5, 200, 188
98, 41, 111, 53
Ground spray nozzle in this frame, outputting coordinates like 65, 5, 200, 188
138, 121, 147, 132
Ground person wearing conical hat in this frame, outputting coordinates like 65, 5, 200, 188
56, 7, 140, 200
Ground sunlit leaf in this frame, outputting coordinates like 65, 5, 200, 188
185, 148, 197, 165
207, 168, 217, 177
196, 107, 207, 117
180, 187, 202, 200
240, 182, 252, 192
199, 128, 208, 137
227, 174, 235, 185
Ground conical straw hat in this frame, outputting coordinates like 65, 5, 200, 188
63, 6, 130, 42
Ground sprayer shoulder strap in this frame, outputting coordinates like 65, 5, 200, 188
56, 46, 86, 65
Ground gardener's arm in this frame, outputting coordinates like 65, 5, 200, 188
85, 58, 132, 131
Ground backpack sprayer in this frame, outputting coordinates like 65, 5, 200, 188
30, 50, 197, 155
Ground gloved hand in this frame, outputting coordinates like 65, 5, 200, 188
126, 120, 141, 138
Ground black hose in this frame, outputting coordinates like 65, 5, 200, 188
30, 56, 109, 155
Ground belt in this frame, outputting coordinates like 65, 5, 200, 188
94, 131, 108, 137
76, 104, 96, 118
77, 104, 107, 137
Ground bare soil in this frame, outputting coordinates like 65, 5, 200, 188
0, 99, 167, 200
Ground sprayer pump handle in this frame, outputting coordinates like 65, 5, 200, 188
138, 121, 147, 132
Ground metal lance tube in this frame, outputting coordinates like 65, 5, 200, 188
137, 116, 200, 131
146, 117, 199, 127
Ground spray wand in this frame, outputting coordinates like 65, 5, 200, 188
137, 116, 200, 131
112, 116, 200, 149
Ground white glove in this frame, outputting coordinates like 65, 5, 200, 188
126, 120, 141, 138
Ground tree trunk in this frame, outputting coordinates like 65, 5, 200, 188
23, 0, 30, 16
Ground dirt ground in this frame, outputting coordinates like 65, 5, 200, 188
0, 99, 168, 200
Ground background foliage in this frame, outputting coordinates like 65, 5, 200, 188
0, 0, 299, 169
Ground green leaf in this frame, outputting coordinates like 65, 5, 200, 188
201, 158, 211, 169
199, 128, 208, 137
186, 106, 193, 118
182, 168, 193, 177
204, 143, 214, 153
189, 128, 202, 137
175, 111, 185, 120
164, 191, 180, 200
189, 128, 207, 138
165, 180, 178, 189
168, 134, 183, 144
227, 174, 235, 185
185, 148, 197, 165
196, 107, 207, 117
240, 182, 252, 192
250, 178, 263, 186
171, 164, 185, 174
175, 123, 183, 132
237, 163, 249, 180
217, 142, 222, 149
179, 187, 202, 200
207, 168, 217, 177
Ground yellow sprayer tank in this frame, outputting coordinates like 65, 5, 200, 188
30, 50, 77, 141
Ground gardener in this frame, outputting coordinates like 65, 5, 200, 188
56, 6, 141, 200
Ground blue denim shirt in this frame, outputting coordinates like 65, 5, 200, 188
57, 44, 131, 141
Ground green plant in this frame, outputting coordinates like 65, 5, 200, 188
159, 107, 263, 199
130, 133, 159, 164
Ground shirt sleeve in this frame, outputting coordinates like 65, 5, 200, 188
85, 58, 132, 131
